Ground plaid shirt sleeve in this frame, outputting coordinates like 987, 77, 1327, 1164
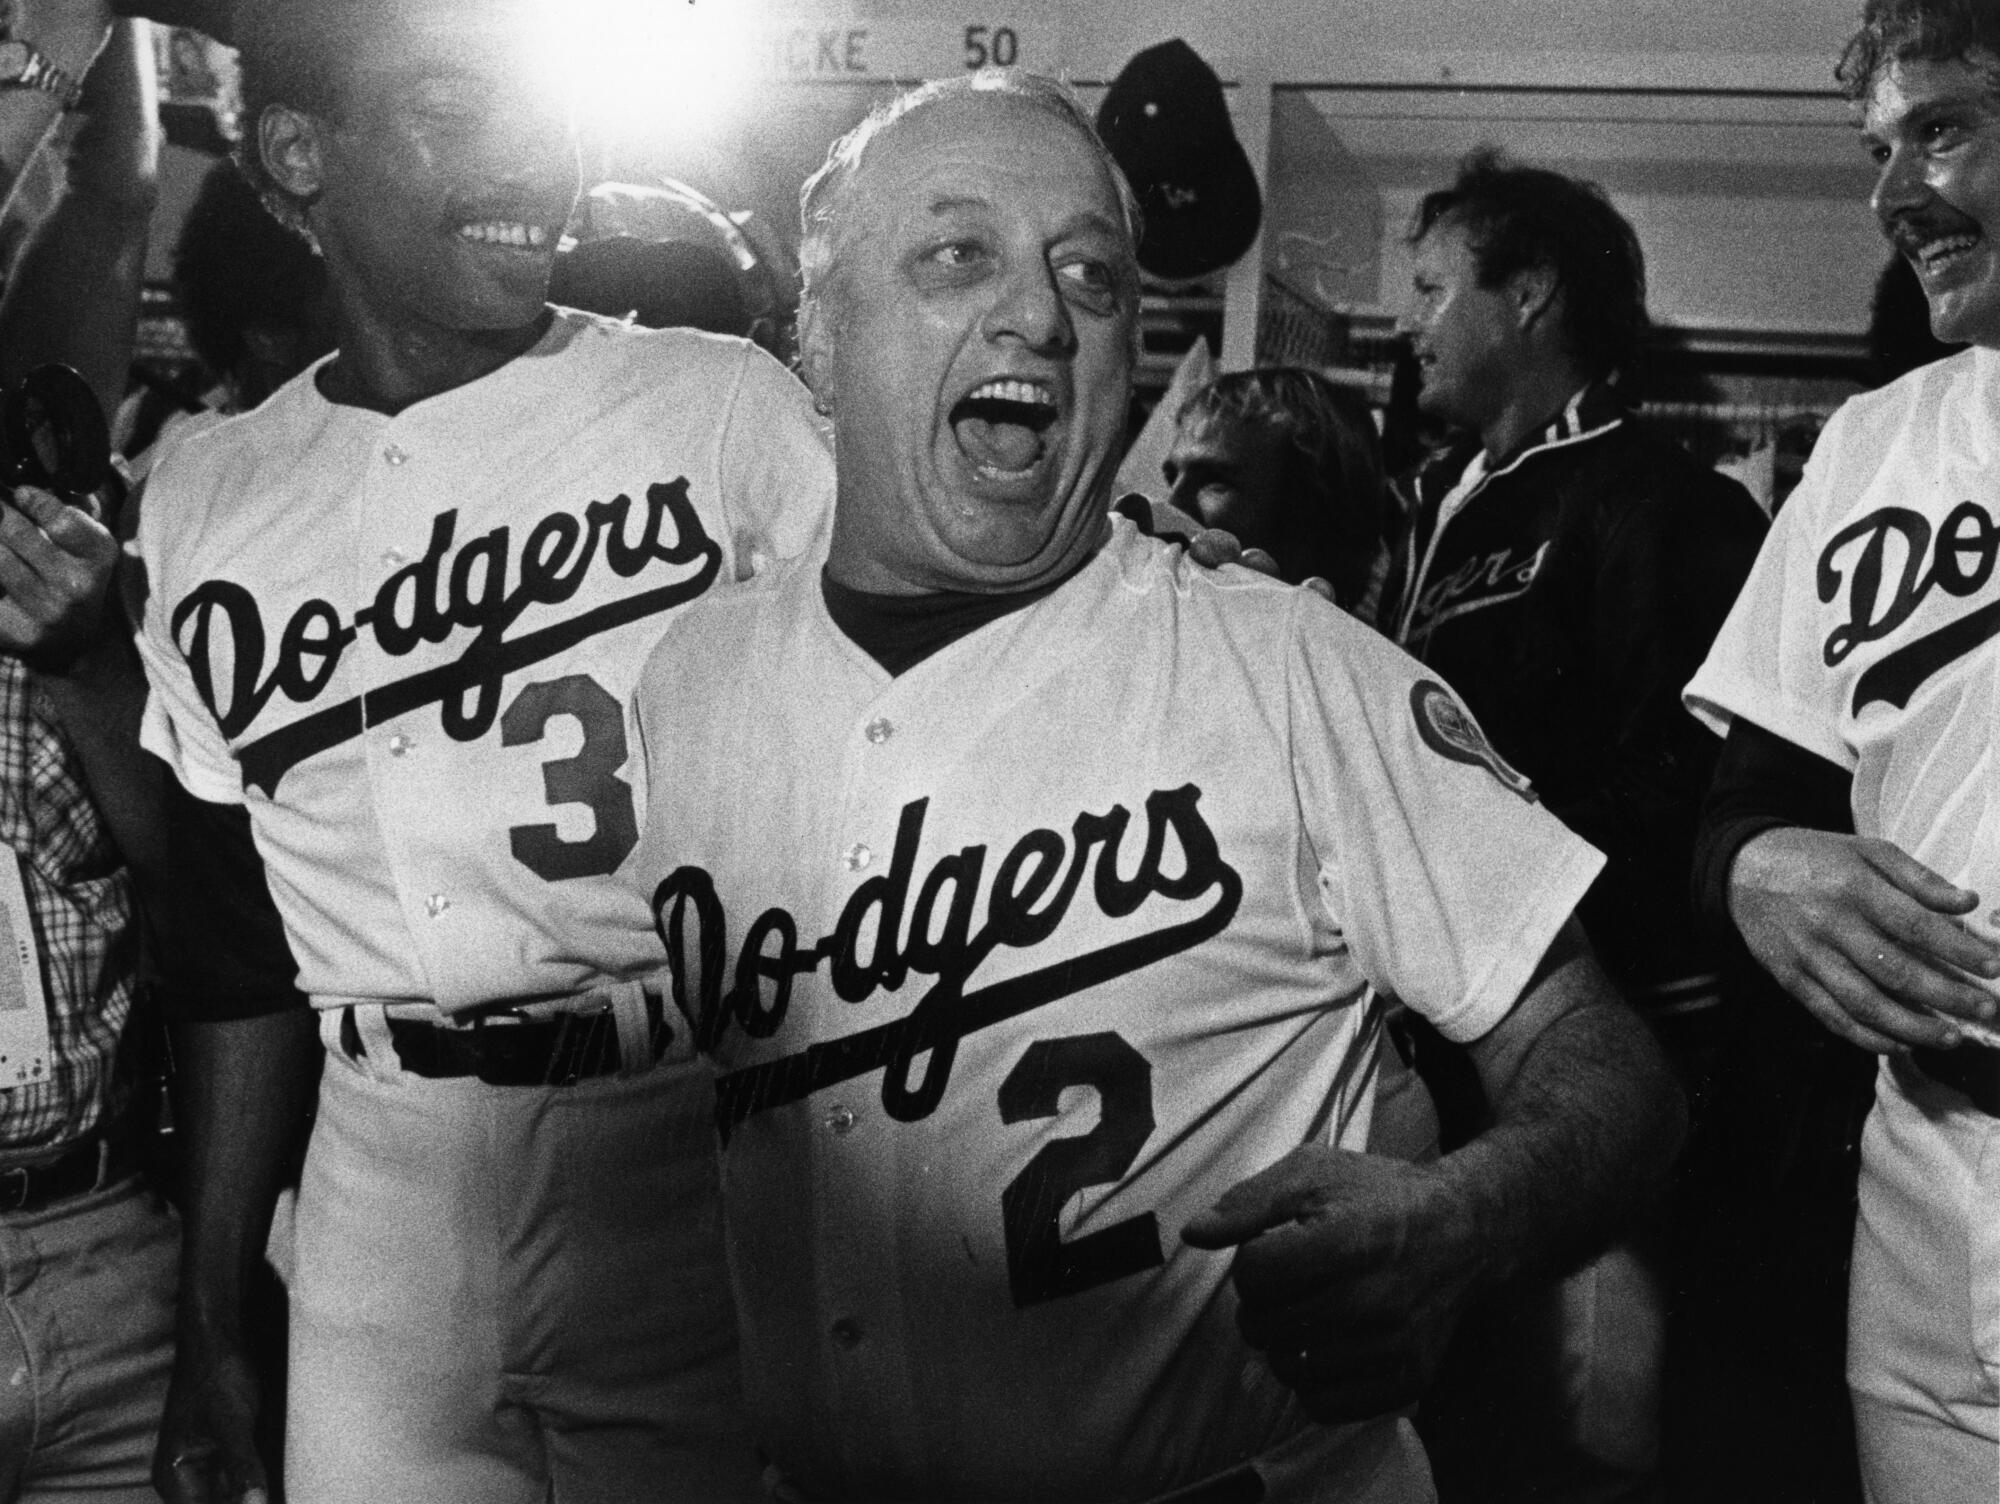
0, 657, 140, 1154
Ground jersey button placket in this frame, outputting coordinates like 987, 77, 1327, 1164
362, 420, 453, 990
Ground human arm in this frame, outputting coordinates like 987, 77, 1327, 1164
1183, 919, 1682, 1422
1698, 718, 2000, 1053
0, 16, 158, 414
150, 780, 316, 1504
154, 1005, 318, 1504
0, 0, 112, 219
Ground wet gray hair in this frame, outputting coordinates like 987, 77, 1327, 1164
796, 71, 1142, 334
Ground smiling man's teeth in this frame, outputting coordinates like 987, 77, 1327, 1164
1920, 233, 1980, 268
457, 222, 547, 249
965, 378, 1055, 409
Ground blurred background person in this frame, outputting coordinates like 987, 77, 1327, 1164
1162, 365, 1389, 618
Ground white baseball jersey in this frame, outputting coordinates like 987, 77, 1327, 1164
1686, 346, 2000, 982
134, 311, 834, 1013
628, 518, 1603, 1502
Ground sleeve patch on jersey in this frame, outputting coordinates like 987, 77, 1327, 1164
1410, 680, 1537, 802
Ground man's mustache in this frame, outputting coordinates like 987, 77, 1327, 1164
1886, 204, 1981, 255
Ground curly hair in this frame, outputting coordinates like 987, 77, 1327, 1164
1410, 147, 1650, 381
1176, 367, 1388, 607
1838, 0, 2000, 101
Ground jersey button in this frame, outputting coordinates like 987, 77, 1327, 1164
843, 843, 872, 872
829, 1318, 863, 1350
381, 547, 406, 567
864, 717, 894, 744
383, 444, 410, 466
824, 1105, 856, 1136
425, 894, 452, 918
388, 734, 414, 757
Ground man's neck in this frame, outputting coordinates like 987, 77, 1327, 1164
316, 305, 555, 417
1478, 361, 1597, 465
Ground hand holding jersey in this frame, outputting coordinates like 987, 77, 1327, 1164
628, 74, 1681, 1501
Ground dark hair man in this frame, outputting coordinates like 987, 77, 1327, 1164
1689, 3, 2000, 1497
132, 0, 833, 1500
1163, 367, 1389, 615
1378, 149, 1765, 1496
625, 72, 1682, 1503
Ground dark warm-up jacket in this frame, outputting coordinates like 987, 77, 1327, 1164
1381, 384, 1768, 1007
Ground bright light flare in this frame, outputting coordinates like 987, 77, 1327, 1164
534, 0, 761, 145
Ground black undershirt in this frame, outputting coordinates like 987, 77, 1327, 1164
820, 564, 1082, 676
1691, 717, 1854, 942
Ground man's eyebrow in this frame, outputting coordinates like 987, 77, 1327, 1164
926, 194, 994, 216
1058, 209, 1127, 240
1866, 90, 2000, 141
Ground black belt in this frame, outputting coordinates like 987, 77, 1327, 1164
1912, 1043, 2000, 1116
0, 1132, 128, 1215
340, 994, 671, 1087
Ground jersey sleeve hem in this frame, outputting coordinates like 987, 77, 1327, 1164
1683, 667, 1853, 772
1422, 839, 1605, 1046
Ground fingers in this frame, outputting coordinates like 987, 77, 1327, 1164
1238, 547, 1280, 579
1185, 528, 1244, 570
1180, 1152, 1327, 1251
1852, 927, 1997, 1024
1301, 576, 1337, 604
1790, 966, 1913, 1055
1807, 946, 1971, 1051
0, 487, 117, 656
5, 485, 116, 568
1861, 837, 1983, 917
1860, 870, 2000, 982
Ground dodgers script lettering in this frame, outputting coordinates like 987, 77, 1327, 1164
651, 784, 1243, 1140
171, 480, 721, 794
1818, 500, 2000, 712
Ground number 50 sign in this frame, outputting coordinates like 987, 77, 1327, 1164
760, 8, 1060, 80
962, 23, 1021, 69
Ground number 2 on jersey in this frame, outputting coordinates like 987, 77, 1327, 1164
502, 674, 638, 881
999, 1031, 1164, 1307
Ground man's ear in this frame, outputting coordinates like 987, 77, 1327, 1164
1509, 263, 1560, 334
258, 103, 327, 204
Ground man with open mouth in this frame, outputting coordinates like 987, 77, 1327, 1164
625, 70, 1682, 1504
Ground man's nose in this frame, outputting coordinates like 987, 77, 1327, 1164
486, 93, 583, 192
980, 263, 1075, 353
1872, 145, 1930, 226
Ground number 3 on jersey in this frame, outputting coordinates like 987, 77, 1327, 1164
502, 674, 638, 881
1000, 1031, 1165, 1307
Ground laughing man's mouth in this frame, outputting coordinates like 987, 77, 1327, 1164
951, 378, 1059, 474
1914, 231, 1981, 273
456, 221, 551, 249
